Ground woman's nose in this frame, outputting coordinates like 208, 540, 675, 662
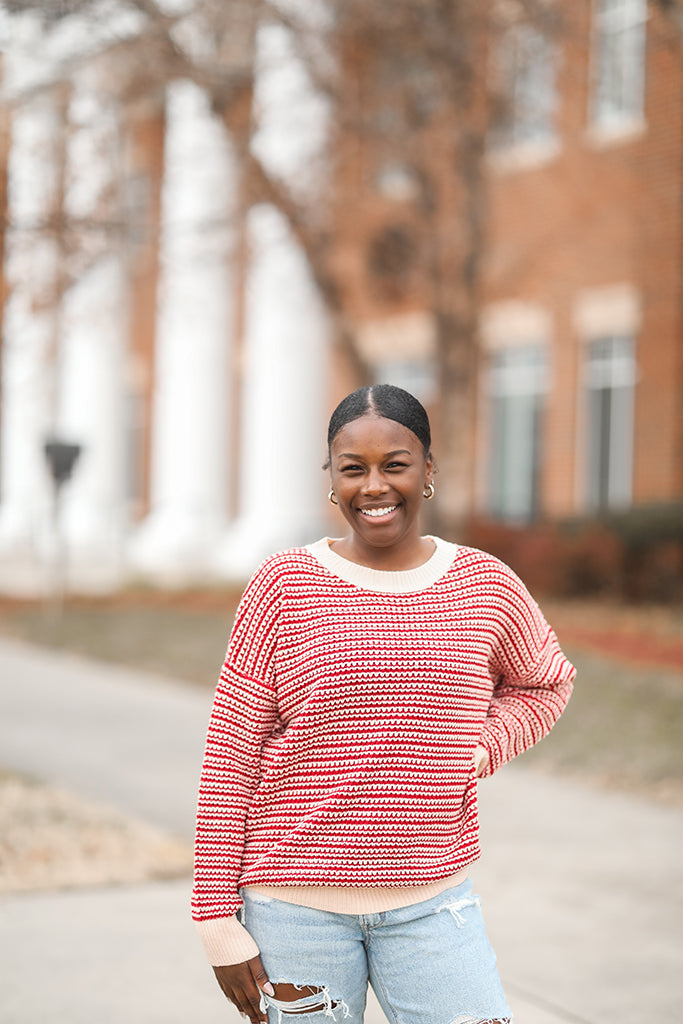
363, 470, 388, 495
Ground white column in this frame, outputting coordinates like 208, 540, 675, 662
216, 204, 329, 579
0, 16, 62, 594
55, 65, 128, 591
217, 16, 330, 580
129, 80, 235, 583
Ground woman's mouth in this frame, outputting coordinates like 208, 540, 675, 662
358, 505, 398, 518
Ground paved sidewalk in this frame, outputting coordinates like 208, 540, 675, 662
1, 637, 682, 1023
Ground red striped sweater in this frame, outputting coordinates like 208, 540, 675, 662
192, 538, 575, 963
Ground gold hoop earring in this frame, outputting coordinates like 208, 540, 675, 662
423, 481, 435, 500
328, 488, 338, 506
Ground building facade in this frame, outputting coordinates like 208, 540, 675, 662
0, 1, 681, 594
329, 0, 683, 528
0, 5, 332, 593
480, 0, 682, 524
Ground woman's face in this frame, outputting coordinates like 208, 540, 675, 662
328, 413, 433, 555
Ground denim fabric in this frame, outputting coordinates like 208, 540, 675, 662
239, 879, 513, 1024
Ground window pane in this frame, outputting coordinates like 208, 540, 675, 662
586, 386, 611, 509
487, 345, 547, 522
592, 0, 646, 128
374, 359, 437, 406
491, 24, 557, 149
584, 336, 635, 511
608, 383, 635, 506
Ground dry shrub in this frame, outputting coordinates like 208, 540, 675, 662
462, 504, 683, 602
463, 519, 572, 595
562, 523, 624, 597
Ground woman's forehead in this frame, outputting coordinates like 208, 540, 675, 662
331, 414, 422, 453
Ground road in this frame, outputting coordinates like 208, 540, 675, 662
1, 637, 682, 1023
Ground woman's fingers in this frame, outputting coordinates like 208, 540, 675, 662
249, 955, 276, 996
213, 962, 269, 1023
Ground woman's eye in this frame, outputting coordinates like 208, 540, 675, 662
386, 462, 408, 470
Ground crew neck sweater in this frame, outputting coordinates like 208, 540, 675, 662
193, 537, 575, 966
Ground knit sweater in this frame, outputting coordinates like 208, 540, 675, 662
192, 537, 575, 965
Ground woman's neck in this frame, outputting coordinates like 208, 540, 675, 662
329, 535, 435, 572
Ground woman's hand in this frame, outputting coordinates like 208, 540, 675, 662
213, 955, 274, 1024
473, 744, 489, 778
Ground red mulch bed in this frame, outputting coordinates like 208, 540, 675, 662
550, 626, 683, 672
543, 599, 683, 673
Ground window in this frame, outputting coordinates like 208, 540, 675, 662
490, 23, 557, 151
591, 0, 647, 131
374, 359, 437, 407
584, 336, 636, 510
487, 345, 547, 522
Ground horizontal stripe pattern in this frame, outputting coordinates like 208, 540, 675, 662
192, 539, 575, 957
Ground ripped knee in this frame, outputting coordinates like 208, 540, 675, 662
449, 1017, 512, 1024
265, 982, 347, 1018
271, 983, 335, 1014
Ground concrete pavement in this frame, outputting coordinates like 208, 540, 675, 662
1, 636, 682, 1023
0, 637, 206, 837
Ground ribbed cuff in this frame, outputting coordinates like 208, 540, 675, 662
195, 915, 260, 966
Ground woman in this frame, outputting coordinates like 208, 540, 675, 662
192, 385, 575, 1024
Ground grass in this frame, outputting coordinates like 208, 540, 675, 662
0, 593, 240, 689
523, 648, 683, 806
1, 593, 682, 808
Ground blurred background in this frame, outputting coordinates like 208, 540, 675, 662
0, 0, 681, 598
0, 3, 682, 1021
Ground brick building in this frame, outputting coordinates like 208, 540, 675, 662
0, 1, 681, 593
482, 0, 682, 523
331, 0, 683, 526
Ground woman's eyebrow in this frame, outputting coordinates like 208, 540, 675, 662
338, 449, 412, 459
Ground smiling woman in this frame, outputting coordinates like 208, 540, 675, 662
192, 384, 576, 1024
328, 416, 434, 569
325, 384, 436, 570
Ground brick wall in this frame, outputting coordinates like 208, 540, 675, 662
331, 1, 683, 520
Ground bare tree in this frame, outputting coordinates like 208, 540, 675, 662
1, 0, 558, 532
653, 0, 683, 44
309, 0, 560, 531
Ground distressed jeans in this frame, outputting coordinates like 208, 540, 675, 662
239, 879, 513, 1024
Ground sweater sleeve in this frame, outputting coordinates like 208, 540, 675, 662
477, 565, 575, 778
191, 557, 281, 965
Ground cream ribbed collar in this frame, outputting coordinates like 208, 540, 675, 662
306, 536, 459, 594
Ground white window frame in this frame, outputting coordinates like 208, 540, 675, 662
573, 284, 641, 513
589, 0, 648, 139
358, 313, 438, 407
486, 343, 549, 523
489, 21, 559, 169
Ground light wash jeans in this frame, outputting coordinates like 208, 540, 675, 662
239, 879, 513, 1024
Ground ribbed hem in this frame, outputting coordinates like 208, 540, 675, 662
306, 537, 459, 593
195, 915, 260, 967
244, 872, 468, 915
195, 873, 470, 965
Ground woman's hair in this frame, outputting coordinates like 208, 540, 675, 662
326, 384, 432, 462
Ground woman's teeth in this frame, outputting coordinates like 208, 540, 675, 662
359, 506, 397, 518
